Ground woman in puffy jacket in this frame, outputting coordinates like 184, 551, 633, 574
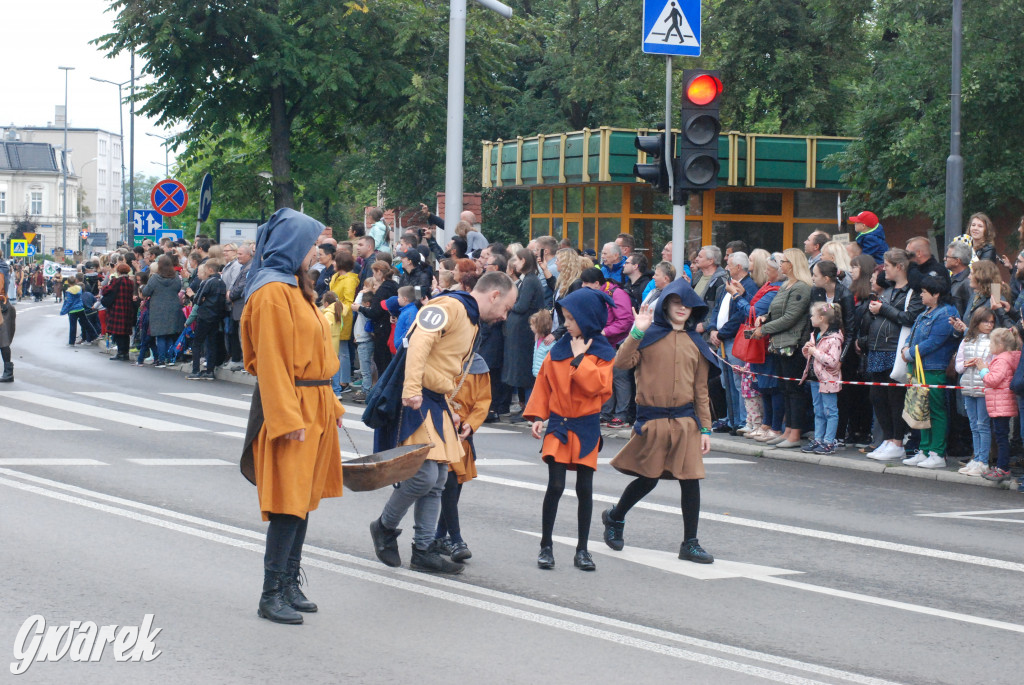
900, 276, 958, 469
977, 327, 1021, 482
954, 307, 995, 477
859, 249, 924, 460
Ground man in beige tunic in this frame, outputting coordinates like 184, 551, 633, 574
601, 279, 719, 563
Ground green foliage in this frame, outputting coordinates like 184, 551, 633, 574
839, 0, 1024, 231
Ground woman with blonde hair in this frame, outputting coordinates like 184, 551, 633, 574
821, 240, 853, 288
750, 247, 813, 448
749, 249, 770, 287
554, 248, 584, 300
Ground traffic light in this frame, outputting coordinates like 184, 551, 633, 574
633, 129, 671, 194
675, 70, 722, 194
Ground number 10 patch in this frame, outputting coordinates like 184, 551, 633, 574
416, 305, 448, 331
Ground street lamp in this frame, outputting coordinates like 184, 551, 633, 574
58, 66, 75, 263
146, 132, 171, 178
90, 76, 130, 245
257, 172, 273, 223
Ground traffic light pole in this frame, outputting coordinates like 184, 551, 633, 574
665, 56, 686, 281
943, 0, 963, 251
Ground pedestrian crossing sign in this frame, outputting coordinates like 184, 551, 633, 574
642, 0, 701, 57
9, 239, 28, 257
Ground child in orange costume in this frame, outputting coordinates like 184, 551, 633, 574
524, 288, 614, 571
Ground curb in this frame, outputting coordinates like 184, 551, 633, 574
97, 342, 256, 386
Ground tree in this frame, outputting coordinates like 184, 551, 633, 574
838, 0, 1024, 232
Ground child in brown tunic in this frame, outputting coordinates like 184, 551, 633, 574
601, 279, 719, 564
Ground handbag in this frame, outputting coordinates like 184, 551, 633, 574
889, 288, 914, 381
733, 309, 767, 364
902, 347, 932, 429
100, 281, 117, 309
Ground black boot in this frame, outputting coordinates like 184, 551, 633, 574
370, 517, 402, 567
601, 508, 624, 551
282, 561, 317, 613
0, 363, 12, 383
257, 570, 304, 624
410, 544, 465, 574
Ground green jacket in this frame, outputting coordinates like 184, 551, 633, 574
762, 280, 812, 352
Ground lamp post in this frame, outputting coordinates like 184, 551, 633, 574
146, 132, 170, 178
943, 0, 963, 251
257, 171, 273, 223
90, 76, 130, 245
78, 157, 98, 255
58, 66, 75, 263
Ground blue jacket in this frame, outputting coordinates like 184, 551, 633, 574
708, 275, 758, 340
393, 302, 418, 348
601, 257, 627, 285
855, 224, 889, 265
905, 303, 958, 370
60, 285, 85, 315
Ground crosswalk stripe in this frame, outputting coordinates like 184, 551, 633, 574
0, 391, 204, 432
128, 459, 232, 466
0, 405, 97, 431
0, 459, 106, 466
215, 431, 246, 439
162, 393, 252, 410
78, 392, 248, 428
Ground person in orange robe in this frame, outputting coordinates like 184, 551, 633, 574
524, 288, 614, 572
240, 209, 345, 625
432, 353, 492, 562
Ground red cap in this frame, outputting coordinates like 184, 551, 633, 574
848, 211, 879, 228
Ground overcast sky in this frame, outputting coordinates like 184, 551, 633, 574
1, 1, 179, 181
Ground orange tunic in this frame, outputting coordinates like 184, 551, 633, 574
523, 354, 614, 470
241, 281, 346, 521
449, 372, 492, 483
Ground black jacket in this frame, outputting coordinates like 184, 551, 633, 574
193, 274, 227, 323
859, 284, 924, 353
907, 256, 950, 291
399, 264, 433, 292
359, 279, 398, 347
623, 272, 653, 310
950, 269, 971, 318
810, 282, 856, 358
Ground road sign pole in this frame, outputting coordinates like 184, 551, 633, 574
666, 55, 686, 280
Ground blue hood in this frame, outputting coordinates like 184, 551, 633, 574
244, 208, 323, 303
639, 279, 719, 373
550, 287, 615, 361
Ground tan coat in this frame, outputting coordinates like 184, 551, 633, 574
402, 296, 479, 464
610, 331, 711, 480
448, 372, 492, 483
241, 282, 345, 521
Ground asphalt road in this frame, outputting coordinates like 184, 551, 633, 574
3, 299, 1024, 684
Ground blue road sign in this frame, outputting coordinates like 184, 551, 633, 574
642, 0, 701, 57
133, 209, 164, 237
198, 173, 213, 222
158, 230, 184, 242
65, 249, 74, 256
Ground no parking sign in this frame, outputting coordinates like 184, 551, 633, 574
151, 179, 189, 217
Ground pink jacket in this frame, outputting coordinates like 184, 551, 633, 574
601, 282, 635, 346
983, 350, 1021, 417
801, 330, 844, 393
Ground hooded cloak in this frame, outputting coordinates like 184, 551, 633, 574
550, 288, 616, 362
244, 208, 323, 303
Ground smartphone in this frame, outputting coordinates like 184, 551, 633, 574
413, 285, 424, 300
743, 329, 754, 339
869, 294, 879, 302
991, 282, 1001, 305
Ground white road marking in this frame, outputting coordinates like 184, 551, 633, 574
524, 531, 802, 580
597, 456, 754, 465
127, 459, 233, 466
918, 508, 1024, 524
162, 392, 252, 410
0, 405, 97, 431
0, 459, 106, 466
475, 474, 1024, 575
0, 391, 204, 432
0, 468, 901, 685
214, 431, 246, 439
78, 392, 248, 428
476, 458, 536, 467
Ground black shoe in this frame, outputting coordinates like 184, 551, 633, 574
537, 546, 555, 569
602, 508, 625, 551
574, 549, 596, 571
257, 570, 304, 625
484, 412, 500, 424
185, 372, 205, 381
450, 540, 472, 563
109, 354, 129, 361
410, 545, 465, 574
0, 362, 12, 383
430, 537, 455, 557
370, 518, 402, 567
281, 561, 317, 613
202, 370, 216, 380
678, 538, 714, 564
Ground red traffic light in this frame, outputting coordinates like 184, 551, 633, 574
685, 74, 722, 106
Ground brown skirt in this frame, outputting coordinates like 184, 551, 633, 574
609, 417, 705, 480
0, 303, 15, 348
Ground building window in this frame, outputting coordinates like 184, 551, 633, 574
0, 191, 6, 214
113, 171, 121, 186
99, 139, 107, 155
30, 191, 43, 215
112, 199, 120, 216
98, 198, 107, 212
113, 142, 121, 157
98, 169, 106, 185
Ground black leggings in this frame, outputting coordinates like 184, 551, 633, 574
1, 346, 10, 364
869, 371, 907, 440
435, 471, 464, 543
776, 353, 807, 431
611, 476, 701, 541
540, 460, 594, 551
113, 333, 130, 357
264, 513, 309, 573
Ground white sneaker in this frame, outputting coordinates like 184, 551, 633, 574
737, 425, 752, 435
867, 442, 901, 461
902, 451, 928, 466
961, 460, 988, 477
918, 453, 947, 469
